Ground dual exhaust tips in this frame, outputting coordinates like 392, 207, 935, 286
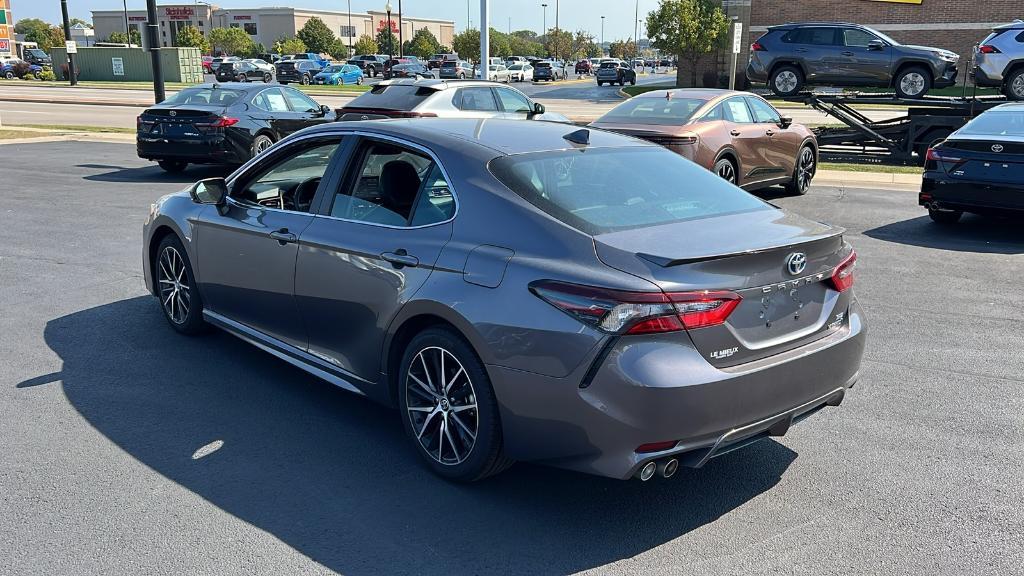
636, 458, 679, 481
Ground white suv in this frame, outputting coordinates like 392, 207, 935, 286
974, 20, 1024, 100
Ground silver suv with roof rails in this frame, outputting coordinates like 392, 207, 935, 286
747, 21, 959, 98
973, 20, 1024, 100
336, 78, 571, 123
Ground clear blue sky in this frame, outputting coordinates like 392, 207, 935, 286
13, 0, 656, 42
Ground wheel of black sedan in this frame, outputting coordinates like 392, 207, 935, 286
157, 160, 187, 173
263, 72, 272, 83
155, 235, 206, 334
714, 157, 737, 184
929, 209, 962, 225
251, 134, 274, 158
399, 327, 512, 481
785, 145, 815, 195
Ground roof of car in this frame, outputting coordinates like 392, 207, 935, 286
992, 102, 1024, 111
299, 118, 653, 156
373, 78, 515, 90
634, 88, 744, 100
768, 21, 864, 29
185, 82, 273, 92
992, 19, 1024, 30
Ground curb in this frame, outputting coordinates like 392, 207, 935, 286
0, 132, 135, 145
814, 169, 921, 189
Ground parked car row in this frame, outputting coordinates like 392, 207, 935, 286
0, 57, 44, 80
140, 86, 865, 485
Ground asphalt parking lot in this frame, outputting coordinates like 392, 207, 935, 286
2, 140, 1022, 575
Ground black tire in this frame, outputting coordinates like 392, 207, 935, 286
929, 209, 962, 225
458, 73, 465, 79
713, 157, 738, 185
769, 65, 804, 97
279, 81, 289, 85
894, 65, 931, 99
785, 145, 816, 195
1004, 68, 1024, 101
154, 234, 207, 335
368, 66, 376, 77
629, 77, 636, 86
301, 74, 311, 85
597, 80, 603, 86
238, 74, 248, 82
398, 327, 512, 482
157, 160, 187, 173
263, 72, 272, 83
250, 134, 274, 159
3, 71, 14, 80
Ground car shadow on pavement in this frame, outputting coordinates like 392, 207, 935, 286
78, 163, 232, 184
864, 213, 1024, 254
28, 297, 797, 575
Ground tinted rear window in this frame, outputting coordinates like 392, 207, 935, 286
489, 147, 769, 234
346, 85, 435, 110
958, 110, 1024, 137
441, 61, 456, 67
162, 87, 244, 106
783, 27, 837, 45
599, 62, 620, 69
535, 62, 552, 68
596, 96, 707, 125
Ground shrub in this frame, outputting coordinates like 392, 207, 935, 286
39, 69, 57, 81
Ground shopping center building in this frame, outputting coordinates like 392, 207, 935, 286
91, 4, 454, 54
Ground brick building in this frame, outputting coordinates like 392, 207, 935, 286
713, 0, 1021, 86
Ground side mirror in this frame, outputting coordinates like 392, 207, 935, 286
867, 39, 885, 51
319, 104, 332, 117
778, 116, 793, 129
533, 102, 546, 116
189, 178, 228, 205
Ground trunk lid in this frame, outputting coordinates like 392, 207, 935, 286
594, 209, 852, 367
935, 136, 1024, 185
138, 105, 227, 138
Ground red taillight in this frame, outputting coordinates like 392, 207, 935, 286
636, 440, 677, 454
926, 146, 961, 163
529, 281, 741, 335
978, 45, 1000, 54
828, 250, 857, 293
750, 41, 766, 52
196, 116, 239, 128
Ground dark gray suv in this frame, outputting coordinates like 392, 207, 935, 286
747, 22, 960, 98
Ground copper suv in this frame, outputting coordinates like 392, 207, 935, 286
590, 89, 818, 194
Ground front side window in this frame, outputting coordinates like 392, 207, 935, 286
329, 141, 455, 226
234, 140, 341, 212
495, 88, 532, 113
252, 88, 291, 112
723, 98, 754, 123
843, 28, 878, 47
746, 97, 781, 124
457, 87, 498, 111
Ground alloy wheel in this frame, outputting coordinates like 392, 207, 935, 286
796, 147, 815, 191
254, 136, 273, 154
1012, 75, 1024, 99
716, 159, 736, 183
405, 346, 478, 466
158, 246, 191, 325
775, 70, 798, 93
900, 72, 925, 96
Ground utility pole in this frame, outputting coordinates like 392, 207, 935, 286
479, 0, 489, 78
145, 0, 163, 101
467, 0, 471, 30
347, 0, 353, 54
398, 0, 403, 56
600, 16, 604, 53
554, 0, 559, 62
60, 0, 77, 86
122, 0, 131, 45
633, 0, 639, 60
541, 3, 547, 38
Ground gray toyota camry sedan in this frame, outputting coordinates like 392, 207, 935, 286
142, 118, 866, 482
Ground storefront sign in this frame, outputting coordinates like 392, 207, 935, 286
233, 15, 252, 20
164, 7, 194, 20
0, 39, 10, 53
129, 16, 147, 22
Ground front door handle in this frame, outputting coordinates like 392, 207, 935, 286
381, 249, 419, 269
841, 51, 854, 56
794, 48, 808, 53
765, 129, 775, 136
730, 129, 741, 136
269, 228, 297, 244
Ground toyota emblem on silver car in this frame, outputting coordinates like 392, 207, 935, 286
991, 144, 1004, 153
786, 252, 807, 275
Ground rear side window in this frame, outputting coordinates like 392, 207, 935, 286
347, 85, 435, 110
456, 87, 498, 111
489, 147, 768, 234
784, 27, 837, 46
1017, 31, 1024, 43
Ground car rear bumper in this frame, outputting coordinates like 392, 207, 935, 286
745, 59, 769, 83
137, 134, 247, 165
920, 174, 1024, 213
488, 299, 866, 480
971, 65, 1003, 87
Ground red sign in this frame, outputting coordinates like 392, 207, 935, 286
376, 19, 398, 34
164, 6, 194, 20
0, 39, 9, 52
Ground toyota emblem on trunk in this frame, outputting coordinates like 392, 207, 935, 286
786, 252, 807, 276
992, 144, 1004, 153
169, 110, 176, 117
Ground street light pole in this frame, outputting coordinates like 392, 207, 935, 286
122, 0, 131, 46
479, 0, 489, 79
633, 0, 639, 60
347, 0, 352, 54
541, 3, 547, 38
554, 0, 559, 62
600, 15, 604, 54
145, 0, 163, 102
385, 1, 393, 65
60, 0, 77, 86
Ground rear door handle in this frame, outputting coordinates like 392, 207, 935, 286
794, 48, 808, 53
269, 229, 297, 244
381, 249, 419, 268
730, 130, 741, 136
841, 51, 854, 56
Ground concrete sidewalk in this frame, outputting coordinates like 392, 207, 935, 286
814, 169, 921, 190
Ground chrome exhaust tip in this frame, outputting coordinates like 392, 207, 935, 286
657, 458, 679, 478
636, 461, 657, 481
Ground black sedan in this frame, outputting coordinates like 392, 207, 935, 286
919, 103, 1024, 224
137, 83, 335, 172
385, 62, 430, 79
214, 61, 273, 83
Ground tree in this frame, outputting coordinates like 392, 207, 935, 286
646, 0, 728, 87
209, 27, 256, 57
14, 18, 49, 36
404, 28, 440, 59
38, 26, 67, 51
376, 26, 398, 56
544, 28, 572, 61
353, 35, 378, 56
570, 30, 599, 60
328, 39, 349, 60
70, 18, 91, 28
487, 28, 511, 58
609, 39, 636, 60
274, 36, 307, 55
451, 29, 480, 62
175, 25, 210, 53
511, 30, 540, 42
509, 34, 544, 58
107, 29, 141, 46
296, 16, 336, 54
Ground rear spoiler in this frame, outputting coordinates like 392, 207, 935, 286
638, 229, 845, 267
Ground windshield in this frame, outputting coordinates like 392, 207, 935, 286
162, 87, 245, 106
958, 110, 1024, 137
324, 65, 344, 73
489, 147, 770, 234
862, 25, 900, 46
596, 96, 707, 126
27, 49, 48, 58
